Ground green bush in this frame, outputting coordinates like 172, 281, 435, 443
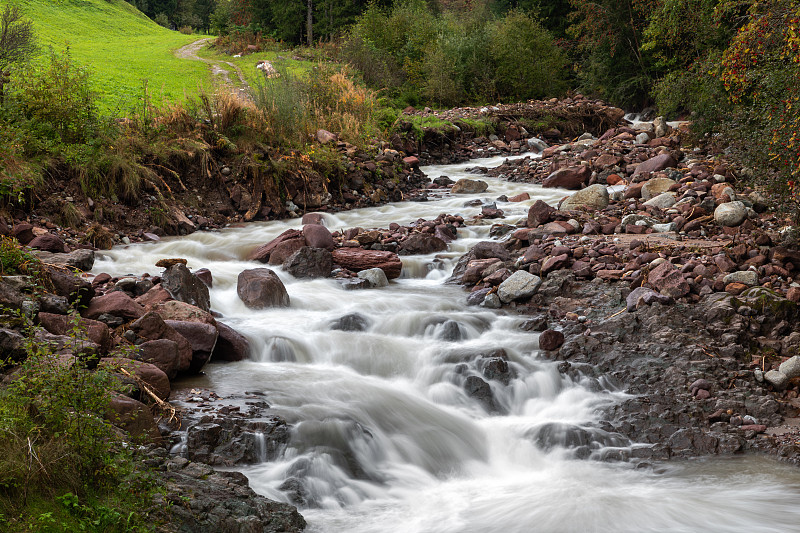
489, 10, 568, 100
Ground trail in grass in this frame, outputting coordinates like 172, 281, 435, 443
176, 38, 250, 92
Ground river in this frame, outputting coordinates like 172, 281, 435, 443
94, 155, 800, 533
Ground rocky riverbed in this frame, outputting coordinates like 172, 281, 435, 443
4, 97, 800, 529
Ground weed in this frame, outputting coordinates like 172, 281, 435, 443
0, 236, 39, 276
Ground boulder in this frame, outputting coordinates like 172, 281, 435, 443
137, 339, 182, 379
106, 394, 161, 443
247, 229, 303, 262
330, 313, 371, 332
165, 320, 218, 373
643, 192, 677, 209
357, 267, 389, 288
0, 328, 26, 361
34, 249, 95, 271
723, 270, 758, 286
237, 268, 290, 309
779, 356, 800, 379
151, 300, 215, 324
37, 312, 112, 354
302, 224, 335, 250
83, 291, 144, 321
632, 153, 677, 176
212, 322, 250, 362
472, 241, 511, 261
497, 271, 543, 303
647, 261, 690, 299
283, 247, 332, 279
764, 369, 789, 390
42, 264, 94, 308
542, 166, 590, 190
100, 357, 170, 400
129, 311, 193, 372
267, 238, 307, 266
0, 277, 27, 311
331, 248, 403, 279
560, 184, 609, 211
714, 201, 747, 227
538, 329, 565, 351
640, 178, 677, 201
451, 179, 488, 194
161, 263, 211, 312
11, 223, 34, 244
398, 233, 447, 255
27, 233, 66, 253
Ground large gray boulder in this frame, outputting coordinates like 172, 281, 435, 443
497, 271, 542, 303
161, 263, 211, 312
714, 201, 747, 227
237, 269, 290, 309
560, 184, 609, 211
451, 179, 488, 194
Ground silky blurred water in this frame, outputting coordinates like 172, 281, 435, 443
94, 154, 800, 533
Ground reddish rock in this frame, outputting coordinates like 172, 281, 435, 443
434, 224, 457, 243
624, 182, 645, 199
331, 248, 403, 279
713, 254, 737, 273
100, 357, 170, 400
268, 238, 307, 266
632, 153, 677, 176
213, 322, 251, 362
539, 329, 565, 351
302, 224, 335, 250
12, 223, 35, 245
237, 268, 290, 309
508, 192, 530, 202
130, 311, 193, 372
28, 233, 66, 253
527, 200, 556, 228
135, 285, 173, 308
541, 253, 569, 275
594, 154, 623, 169
83, 292, 145, 321
194, 268, 213, 288
106, 394, 161, 443
301, 212, 325, 225
164, 320, 218, 374
283, 247, 333, 278
606, 174, 624, 186
247, 229, 303, 262
152, 300, 215, 324
725, 282, 748, 295
137, 339, 182, 379
596, 269, 624, 280
542, 221, 572, 235
648, 261, 690, 299
740, 424, 767, 433
787, 286, 800, 302
42, 264, 94, 308
403, 156, 420, 167
37, 312, 112, 354
542, 166, 591, 190
462, 259, 502, 284
399, 233, 447, 255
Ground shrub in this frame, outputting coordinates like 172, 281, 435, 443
179, 25, 193, 35
0, 236, 39, 276
489, 10, 568, 100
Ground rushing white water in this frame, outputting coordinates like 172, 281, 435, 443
93, 154, 800, 532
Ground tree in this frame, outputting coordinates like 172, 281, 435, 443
0, 4, 36, 71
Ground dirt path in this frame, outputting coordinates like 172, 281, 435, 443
175, 38, 250, 91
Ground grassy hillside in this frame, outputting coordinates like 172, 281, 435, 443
1, 0, 211, 114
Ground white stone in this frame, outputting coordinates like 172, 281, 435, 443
527, 137, 549, 152
357, 267, 389, 288
482, 292, 501, 309
723, 270, 758, 286
764, 369, 789, 389
641, 178, 677, 201
652, 223, 676, 233
714, 201, 747, 227
561, 184, 609, 211
779, 355, 800, 379
643, 192, 676, 209
635, 132, 650, 144
498, 271, 542, 303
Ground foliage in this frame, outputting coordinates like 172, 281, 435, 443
0, 3, 36, 71
0, 236, 39, 275
0, 318, 158, 531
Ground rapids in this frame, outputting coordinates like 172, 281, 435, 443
93, 154, 800, 533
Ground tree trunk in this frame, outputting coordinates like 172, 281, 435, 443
306, 0, 313, 46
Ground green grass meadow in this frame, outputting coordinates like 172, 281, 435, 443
1, 0, 213, 114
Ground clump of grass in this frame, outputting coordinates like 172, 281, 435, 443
84, 223, 114, 250
59, 202, 82, 229
0, 237, 40, 276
